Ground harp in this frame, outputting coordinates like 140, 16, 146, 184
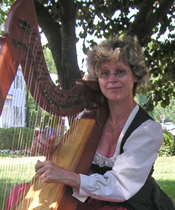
0, 0, 108, 209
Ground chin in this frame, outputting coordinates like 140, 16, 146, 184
108, 96, 121, 102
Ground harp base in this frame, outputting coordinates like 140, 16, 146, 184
11, 118, 96, 210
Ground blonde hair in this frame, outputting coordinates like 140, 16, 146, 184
86, 35, 148, 95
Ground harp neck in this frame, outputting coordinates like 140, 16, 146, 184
0, 0, 108, 120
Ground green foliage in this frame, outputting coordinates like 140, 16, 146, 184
25, 89, 39, 129
159, 144, 172, 157
163, 100, 175, 123
0, 127, 34, 150
40, 112, 58, 128
34, 0, 175, 93
43, 48, 57, 74
0, 0, 15, 33
143, 38, 175, 111
135, 93, 148, 107
0, 0, 174, 108
135, 93, 175, 124
135, 93, 154, 119
154, 98, 175, 124
159, 131, 175, 156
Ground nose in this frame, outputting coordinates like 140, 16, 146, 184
108, 72, 118, 82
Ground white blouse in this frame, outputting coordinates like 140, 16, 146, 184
73, 105, 163, 202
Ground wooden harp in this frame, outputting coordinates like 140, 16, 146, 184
0, 0, 108, 209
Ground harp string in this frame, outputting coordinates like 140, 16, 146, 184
2, 88, 77, 210
0, 23, 77, 209
0, 31, 31, 208
16, 114, 79, 210
0, 0, 109, 209
0, 19, 70, 209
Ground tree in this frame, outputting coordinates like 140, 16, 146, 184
0, 0, 175, 110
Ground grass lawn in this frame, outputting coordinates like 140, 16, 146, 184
152, 156, 175, 206
0, 156, 45, 210
0, 156, 174, 209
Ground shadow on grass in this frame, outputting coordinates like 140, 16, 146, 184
156, 179, 175, 206
0, 178, 17, 210
0, 177, 175, 208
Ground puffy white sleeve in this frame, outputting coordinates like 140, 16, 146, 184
73, 120, 163, 202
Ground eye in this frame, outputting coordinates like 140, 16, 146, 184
116, 69, 126, 76
100, 70, 110, 76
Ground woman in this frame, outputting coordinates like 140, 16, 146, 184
32, 35, 174, 209
7, 35, 174, 210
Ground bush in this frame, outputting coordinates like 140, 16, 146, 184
0, 127, 35, 150
159, 131, 175, 156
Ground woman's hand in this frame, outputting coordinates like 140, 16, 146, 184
31, 134, 56, 157
35, 160, 80, 190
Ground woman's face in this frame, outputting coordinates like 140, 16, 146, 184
97, 60, 137, 103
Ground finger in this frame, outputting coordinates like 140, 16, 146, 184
34, 142, 43, 154
47, 135, 56, 147
50, 135, 56, 142
30, 136, 44, 152
37, 135, 54, 149
35, 160, 45, 172
30, 137, 38, 153
41, 174, 50, 183
41, 172, 46, 179
37, 134, 46, 145
40, 172, 47, 180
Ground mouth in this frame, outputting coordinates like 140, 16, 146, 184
107, 86, 121, 90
